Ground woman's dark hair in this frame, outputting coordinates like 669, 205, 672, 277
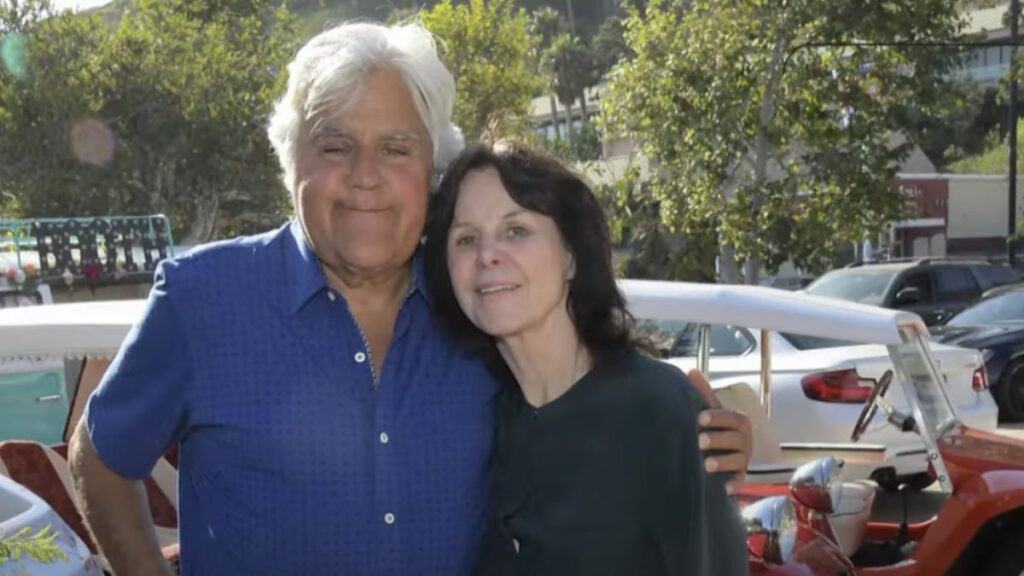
425, 141, 640, 363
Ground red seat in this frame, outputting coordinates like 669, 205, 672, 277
0, 440, 180, 568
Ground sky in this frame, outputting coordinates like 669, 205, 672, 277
52, 0, 110, 12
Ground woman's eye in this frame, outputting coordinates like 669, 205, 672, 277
453, 235, 476, 248
507, 226, 528, 238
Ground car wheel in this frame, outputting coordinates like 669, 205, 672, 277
981, 526, 1024, 576
997, 360, 1024, 422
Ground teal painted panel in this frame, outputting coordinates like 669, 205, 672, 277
0, 370, 69, 445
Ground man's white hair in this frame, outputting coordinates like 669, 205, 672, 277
267, 21, 464, 193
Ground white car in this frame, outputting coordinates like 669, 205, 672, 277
621, 279, 999, 487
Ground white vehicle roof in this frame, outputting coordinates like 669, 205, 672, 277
620, 279, 928, 345
0, 299, 145, 359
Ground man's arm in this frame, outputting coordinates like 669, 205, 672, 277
688, 369, 753, 494
68, 420, 173, 576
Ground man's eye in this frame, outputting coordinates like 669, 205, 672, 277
323, 144, 351, 156
384, 146, 410, 156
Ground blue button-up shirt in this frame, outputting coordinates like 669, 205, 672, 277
85, 220, 501, 575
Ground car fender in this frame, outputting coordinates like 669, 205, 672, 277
907, 470, 1024, 575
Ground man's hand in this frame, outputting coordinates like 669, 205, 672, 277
688, 369, 752, 494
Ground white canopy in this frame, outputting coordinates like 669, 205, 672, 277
0, 299, 145, 360
619, 279, 927, 346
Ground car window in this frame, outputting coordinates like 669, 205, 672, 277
948, 290, 1024, 325
970, 264, 1020, 290
779, 333, 857, 350
804, 269, 897, 305
933, 266, 980, 301
894, 270, 934, 304
634, 320, 754, 357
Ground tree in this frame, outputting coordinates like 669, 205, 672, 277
602, 0, 967, 283
0, 0, 298, 242
543, 32, 596, 144
530, 6, 564, 141
421, 0, 542, 142
591, 15, 629, 79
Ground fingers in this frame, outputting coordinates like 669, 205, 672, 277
698, 430, 747, 453
686, 368, 722, 409
704, 452, 748, 477
725, 475, 746, 496
697, 408, 751, 435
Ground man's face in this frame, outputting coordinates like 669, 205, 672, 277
294, 69, 433, 279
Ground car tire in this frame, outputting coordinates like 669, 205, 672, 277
997, 359, 1024, 423
980, 525, 1024, 576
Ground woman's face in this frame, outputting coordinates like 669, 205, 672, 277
447, 167, 575, 340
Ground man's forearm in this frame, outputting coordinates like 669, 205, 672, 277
68, 421, 173, 576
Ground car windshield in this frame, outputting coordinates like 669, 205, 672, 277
803, 269, 897, 305
889, 326, 958, 440
948, 290, 1024, 325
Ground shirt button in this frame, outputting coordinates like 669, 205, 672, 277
379, 432, 389, 444
384, 512, 395, 525
354, 352, 367, 363
327, 292, 336, 302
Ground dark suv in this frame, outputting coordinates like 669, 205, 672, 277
803, 259, 1021, 326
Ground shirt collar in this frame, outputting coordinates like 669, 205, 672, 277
285, 219, 432, 314
285, 219, 329, 316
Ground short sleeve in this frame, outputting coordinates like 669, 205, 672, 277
84, 262, 192, 479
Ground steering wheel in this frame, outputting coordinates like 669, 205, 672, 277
850, 370, 894, 443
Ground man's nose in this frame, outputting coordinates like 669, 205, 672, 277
351, 148, 382, 188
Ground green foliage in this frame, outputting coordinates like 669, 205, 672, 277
422, 0, 543, 142
602, 0, 966, 281
590, 159, 716, 281
949, 118, 1024, 174
0, 0, 297, 241
0, 525, 68, 567
533, 122, 601, 162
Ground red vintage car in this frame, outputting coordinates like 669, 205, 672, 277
622, 279, 1024, 575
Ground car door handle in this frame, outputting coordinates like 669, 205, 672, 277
36, 395, 62, 403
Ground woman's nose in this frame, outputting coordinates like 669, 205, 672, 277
476, 238, 502, 268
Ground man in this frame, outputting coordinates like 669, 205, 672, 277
69, 21, 752, 575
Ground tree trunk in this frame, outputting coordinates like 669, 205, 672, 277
562, 100, 574, 144
549, 94, 560, 140
744, 255, 761, 285
579, 89, 589, 123
718, 242, 741, 284
183, 194, 220, 245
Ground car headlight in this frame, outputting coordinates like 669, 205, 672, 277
742, 496, 797, 565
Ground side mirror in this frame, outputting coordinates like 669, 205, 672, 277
742, 496, 798, 565
894, 286, 922, 306
789, 456, 844, 514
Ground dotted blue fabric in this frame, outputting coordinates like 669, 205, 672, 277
85, 220, 501, 575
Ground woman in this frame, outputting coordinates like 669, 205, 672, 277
426, 142, 748, 575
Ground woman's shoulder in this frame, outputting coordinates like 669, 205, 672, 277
602, 350, 706, 416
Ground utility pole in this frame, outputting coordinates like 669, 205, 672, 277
1010, 0, 1020, 267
